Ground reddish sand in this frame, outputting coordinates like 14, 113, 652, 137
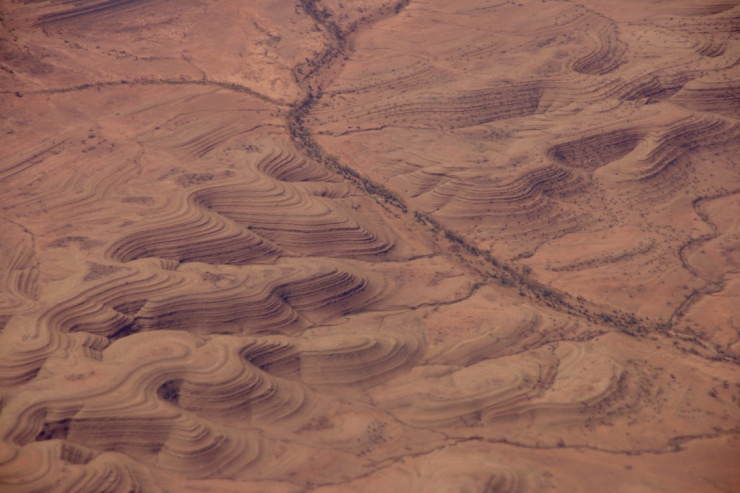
0, 0, 738, 491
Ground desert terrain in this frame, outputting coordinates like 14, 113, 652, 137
0, 0, 739, 491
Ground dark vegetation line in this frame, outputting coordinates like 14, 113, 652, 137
8, 0, 729, 361
288, 94, 407, 210
289, 0, 411, 211
287, 2, 740, 364
285, 0, 654, 335
2, 78, 287, 106
666, 188, 740, 361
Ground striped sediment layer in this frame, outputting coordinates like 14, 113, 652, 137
2, 0, 740, 491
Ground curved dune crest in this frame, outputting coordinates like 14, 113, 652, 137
314, 0, 740, 320
672, 75, 740, 117
194, 182, 395, 258
1, 0, 740, 491
0, 220, 39, 315
106, 197, 283, 265
572, 23, 627, 76
298, 330, 424, 389
547, 130, 643, 171
21, 0, 170, 26
372, 342, 626, 431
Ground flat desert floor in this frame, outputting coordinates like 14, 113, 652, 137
0, 0, 739, 491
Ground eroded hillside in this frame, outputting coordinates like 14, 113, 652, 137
0, 0, 739, 492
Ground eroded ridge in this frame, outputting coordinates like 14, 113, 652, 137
1, 0, 739, 491
312, 0, 740, 323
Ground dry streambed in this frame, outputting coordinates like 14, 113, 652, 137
0, 0, 739, 492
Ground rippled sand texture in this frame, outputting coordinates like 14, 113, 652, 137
313, 0, 740, 327
1, 0, 740, 492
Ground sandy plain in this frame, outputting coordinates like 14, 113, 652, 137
0, 0, 739, 491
